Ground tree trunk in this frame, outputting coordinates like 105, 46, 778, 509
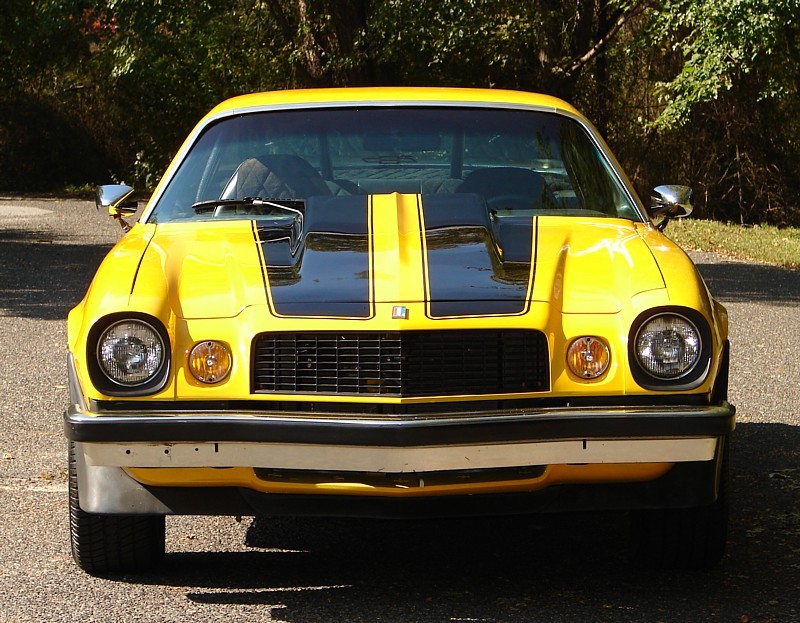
294, 0, 372, 87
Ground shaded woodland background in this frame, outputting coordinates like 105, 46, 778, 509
1, 0, 798, 225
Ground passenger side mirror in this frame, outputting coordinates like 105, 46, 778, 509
96, 185, 138, 232
650, 185, 693, 231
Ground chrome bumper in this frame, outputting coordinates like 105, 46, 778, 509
66, 401, 734, 514
79, 437, 719, 472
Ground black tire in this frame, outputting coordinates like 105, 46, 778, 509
68, 442, 166, 574
631, 443, 730, 569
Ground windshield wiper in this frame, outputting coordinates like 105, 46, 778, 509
191, 197, 304, 217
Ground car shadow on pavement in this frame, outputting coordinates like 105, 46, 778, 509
0, 228, 111, 320
694, 260, 800, 305
122, 421, 800, 623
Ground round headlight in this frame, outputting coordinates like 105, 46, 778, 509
97, 320, 166, 386
188, 341, 232, 384
635, 314, 701, 380
567, 336, 610, 379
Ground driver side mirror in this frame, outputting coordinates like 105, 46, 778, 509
96, 185, 138, 232
649, 185, 693, 231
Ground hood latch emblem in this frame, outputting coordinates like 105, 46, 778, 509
392, 306, 409, 320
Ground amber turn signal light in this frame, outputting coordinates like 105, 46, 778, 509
188, 341, 232, 384
567, 336, 610, 379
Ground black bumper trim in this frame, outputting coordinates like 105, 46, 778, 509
64, 402, 735, 447
89, 393, 712, 414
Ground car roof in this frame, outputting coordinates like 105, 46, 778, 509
202, 87, 584, 122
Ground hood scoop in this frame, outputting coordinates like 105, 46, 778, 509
256, 195, 374, 318
419, 194, 534, 317
254, 193, 534, 319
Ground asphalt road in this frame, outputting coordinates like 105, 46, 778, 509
1, 197, 798, 623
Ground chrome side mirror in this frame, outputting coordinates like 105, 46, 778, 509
650, 185, 692, 231
96, 185, 138, 232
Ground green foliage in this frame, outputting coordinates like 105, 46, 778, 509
648, 0, 800, 130
623, 0, 800, 225
367, 1, 542, 87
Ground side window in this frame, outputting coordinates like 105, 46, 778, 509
560, 122, 634, 216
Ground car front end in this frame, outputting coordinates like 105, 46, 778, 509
64, 87, 734, 573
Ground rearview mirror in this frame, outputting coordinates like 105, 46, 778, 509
650, 185, 692, 231
363, 133, 442, 152
96, 185, 138, 232
96, 184, 137, 216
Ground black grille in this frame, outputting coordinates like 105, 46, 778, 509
252, 330, 549, 397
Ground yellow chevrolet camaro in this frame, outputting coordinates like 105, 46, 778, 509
65, 87, 734, 573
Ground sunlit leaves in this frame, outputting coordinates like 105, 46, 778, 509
649, 0, 800, 129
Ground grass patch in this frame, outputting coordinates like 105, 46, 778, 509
62, 183, 96, 195
667, 219, 800, 270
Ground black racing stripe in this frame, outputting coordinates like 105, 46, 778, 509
256, 195, 373, 318
421, 194, 535, 318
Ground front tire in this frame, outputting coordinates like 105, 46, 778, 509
631, 443, 729, 569
68, 442, 165, 574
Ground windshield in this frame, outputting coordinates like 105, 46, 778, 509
149, 107, 641, 223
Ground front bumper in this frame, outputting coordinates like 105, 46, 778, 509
64, 400, 735, 516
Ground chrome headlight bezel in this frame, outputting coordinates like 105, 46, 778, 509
628, 308, 712, 390
87, 314, 171, 396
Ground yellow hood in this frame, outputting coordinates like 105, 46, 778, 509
533, 218, 665, 313
130, 221, 266, 319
